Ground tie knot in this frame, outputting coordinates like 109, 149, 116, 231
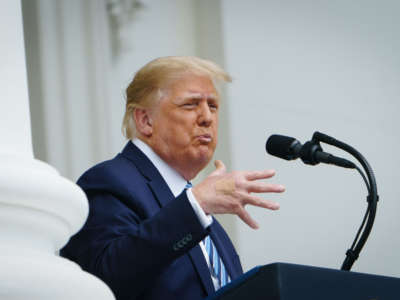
185, 182, 192, 189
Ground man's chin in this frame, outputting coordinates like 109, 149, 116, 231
193, 152, 213, 169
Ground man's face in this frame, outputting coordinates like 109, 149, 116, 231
148, 73, 219, 180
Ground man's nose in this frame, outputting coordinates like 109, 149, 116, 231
197, 102, 213, 126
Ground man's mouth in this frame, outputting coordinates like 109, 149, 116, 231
197, 134, 212, 143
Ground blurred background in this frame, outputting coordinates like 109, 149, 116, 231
22, 0, 400, 277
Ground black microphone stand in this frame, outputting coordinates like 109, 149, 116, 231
311, 131, 379, 271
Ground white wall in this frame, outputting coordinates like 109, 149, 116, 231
221, 0, 400, 277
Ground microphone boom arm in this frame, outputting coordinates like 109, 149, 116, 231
312, 131, 378, 271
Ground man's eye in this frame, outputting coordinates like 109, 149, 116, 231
209, 103, 218, 110
182, 103, 196, 109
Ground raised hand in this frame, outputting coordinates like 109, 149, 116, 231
192, 160, 285, 229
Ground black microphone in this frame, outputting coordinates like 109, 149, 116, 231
266, 134, 356, 169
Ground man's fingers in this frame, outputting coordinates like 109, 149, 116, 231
236, 207, 259, 229
246, 182, 285, 193
245, 170, 276, 181
241, 194, 280, 210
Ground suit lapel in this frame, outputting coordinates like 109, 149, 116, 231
188, 246, 215, 295
121, 141, 174, 207
147, 176, 175, 207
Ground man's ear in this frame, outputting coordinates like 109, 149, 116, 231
134, 108, 153, 137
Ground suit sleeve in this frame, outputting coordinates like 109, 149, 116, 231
61, 190, 209, 299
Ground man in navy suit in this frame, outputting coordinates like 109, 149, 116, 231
61, 56, 285, 300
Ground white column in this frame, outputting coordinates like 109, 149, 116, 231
0, 1, 114, 299
0, 0, 32, 157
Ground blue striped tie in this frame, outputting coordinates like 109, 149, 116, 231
185, 182, 230, 289
203, 235, 230, 289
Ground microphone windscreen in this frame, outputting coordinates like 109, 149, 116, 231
266, 134, 298, 160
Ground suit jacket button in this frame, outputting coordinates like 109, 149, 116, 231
185, 234, 192, 242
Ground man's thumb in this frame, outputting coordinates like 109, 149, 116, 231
212, 160, 226, 175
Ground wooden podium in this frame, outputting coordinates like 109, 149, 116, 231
205, 263, 400, 300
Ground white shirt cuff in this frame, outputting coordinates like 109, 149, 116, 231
186, 188, 213, 228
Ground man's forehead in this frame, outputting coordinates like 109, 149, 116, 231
160, 73, 221, 103
181, 91, 219, 100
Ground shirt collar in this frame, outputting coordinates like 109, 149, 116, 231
132, 138, 187, 197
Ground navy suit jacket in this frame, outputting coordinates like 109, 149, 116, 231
61, 141, 243, 300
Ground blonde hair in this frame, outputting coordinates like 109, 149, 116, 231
122, 56, 232, 139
